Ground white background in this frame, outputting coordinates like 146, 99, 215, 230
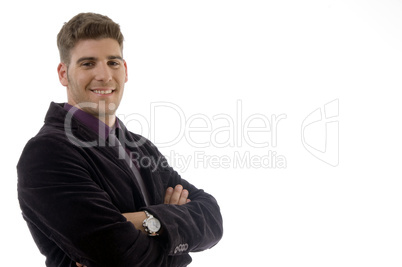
1, 0, 401, 266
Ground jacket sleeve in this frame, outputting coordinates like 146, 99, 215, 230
139, 139, 224, 256
17, 136, 191, 267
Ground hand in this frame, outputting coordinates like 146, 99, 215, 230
76, 263, 86, 267
164, 184, 191, 205
122, 184, 190, 234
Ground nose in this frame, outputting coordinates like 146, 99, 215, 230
94, 62, 112, 82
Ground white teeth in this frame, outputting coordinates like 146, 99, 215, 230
93, 90, 113, 94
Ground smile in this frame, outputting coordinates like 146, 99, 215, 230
90, 89, 114, 95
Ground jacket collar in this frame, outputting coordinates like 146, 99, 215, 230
44, 102, 120, 143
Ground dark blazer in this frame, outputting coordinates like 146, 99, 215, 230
17, 102, 223, 267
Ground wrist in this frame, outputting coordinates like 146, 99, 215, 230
122, 212, 147, 234
142, 210, 161, 236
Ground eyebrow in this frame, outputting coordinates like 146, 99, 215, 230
108, 56, 124, 61
76, 56, 124, 64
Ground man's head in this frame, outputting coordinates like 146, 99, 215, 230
57, 13, 128, 127
57, 12, 124, 65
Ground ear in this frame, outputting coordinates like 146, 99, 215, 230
57, 63, 68, 86
124, 60, 128, 83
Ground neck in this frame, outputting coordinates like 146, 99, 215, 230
98, 114, 116, 128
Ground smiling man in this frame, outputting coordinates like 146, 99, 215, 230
17, 13, 223, 267
58, 37, 126, 126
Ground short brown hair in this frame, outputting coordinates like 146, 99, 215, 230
57, 12, 124, 64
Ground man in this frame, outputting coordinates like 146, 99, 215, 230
17, 13, 223, 267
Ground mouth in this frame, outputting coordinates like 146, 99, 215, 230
90, 89, 115, 95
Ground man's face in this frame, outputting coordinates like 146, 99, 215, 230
58, 38, 128, 122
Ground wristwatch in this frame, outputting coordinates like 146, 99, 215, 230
143, 210, 161, 236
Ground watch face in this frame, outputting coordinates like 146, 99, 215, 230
148, 218, 161, 232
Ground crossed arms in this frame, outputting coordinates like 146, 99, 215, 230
122, 184, 191, 234
77, 185, 192, 267
17, 135, 223, 267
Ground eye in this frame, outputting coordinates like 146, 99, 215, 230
81, 62, 95, 68
108, 61, 120, 67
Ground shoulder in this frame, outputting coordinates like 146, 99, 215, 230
18, 124, 88, 173
17, 127, 92, 189
23, 124, 79, 153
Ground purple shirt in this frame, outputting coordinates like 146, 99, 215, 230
64, 103, 118, 140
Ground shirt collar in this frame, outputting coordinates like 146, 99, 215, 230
64, 103, 121, 140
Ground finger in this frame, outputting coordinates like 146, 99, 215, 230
178, 189, 189, 205
169, 185, 183, 204
164, 187, 174, 204
186, 199, 191, 203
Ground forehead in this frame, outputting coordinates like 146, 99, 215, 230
70, 38, 123, 60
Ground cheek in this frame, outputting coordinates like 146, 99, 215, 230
118, 72, 127, 84
73, 73, 92, 88
117, 69, 128, 84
